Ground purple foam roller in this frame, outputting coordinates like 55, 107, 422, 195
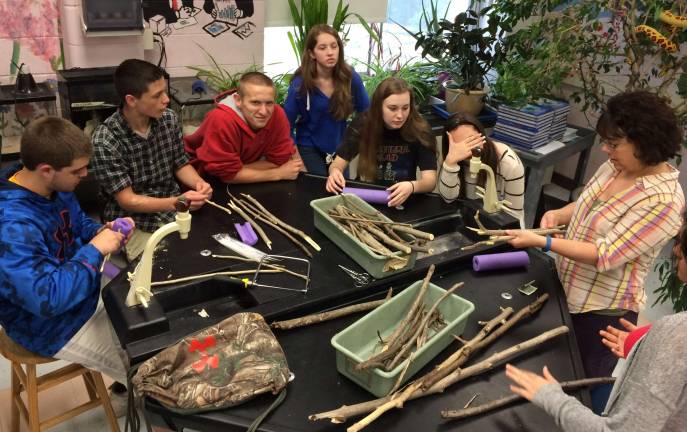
235, 222, 258, 246
473, 251, 530, 272
342, 187, 389, 204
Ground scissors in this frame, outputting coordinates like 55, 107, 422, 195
338, 265, 372, 287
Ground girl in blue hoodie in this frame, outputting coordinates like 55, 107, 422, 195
283, 24, 370, 175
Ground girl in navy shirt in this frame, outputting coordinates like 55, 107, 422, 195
326, 77, 437, 207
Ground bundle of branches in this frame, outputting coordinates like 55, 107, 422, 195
225, 192, 321, 258
310, 293, 566, 431
356, 266, 460, 374
328, 195, 434, 270
462, 210, 566, 251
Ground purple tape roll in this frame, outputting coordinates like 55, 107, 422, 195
342, 187, 389, 204
112, 218, 134, 236
472, 251, 530, 272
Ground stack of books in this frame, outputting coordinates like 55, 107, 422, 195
537, 98, 570, 141
492, 103, 554, 150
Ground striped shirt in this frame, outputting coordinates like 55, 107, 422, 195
557, 160, 684, 314
438, 141, 525, 217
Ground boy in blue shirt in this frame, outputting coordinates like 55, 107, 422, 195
0, 116, 132, 384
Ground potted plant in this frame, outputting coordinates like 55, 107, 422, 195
357, 54, 436, 103
491, 0, 687, 134
492, 0, 687, 310
187, 46, 262, 93
399, 0, 505, 115
286, 0, 377, 63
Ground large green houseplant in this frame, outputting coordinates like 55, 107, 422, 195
491, 1, 687, 125
286, 0, 377, 63
491, 0, 687, 310
399, 0, 506, 115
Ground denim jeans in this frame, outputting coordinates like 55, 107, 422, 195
297, 145, 329, 176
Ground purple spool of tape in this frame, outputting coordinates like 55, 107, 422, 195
473, 251, 530, 272
112, 218, 134, 236
235, 222, 258, 246
342, 187, 389, 204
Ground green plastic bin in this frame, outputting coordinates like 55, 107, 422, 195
310, 194, 417, 279
331, 280, 475, 397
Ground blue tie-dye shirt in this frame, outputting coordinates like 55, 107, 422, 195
0, 164, 103, 356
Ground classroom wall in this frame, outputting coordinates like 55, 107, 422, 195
0, 0, 62, 85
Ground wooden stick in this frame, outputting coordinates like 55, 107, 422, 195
467, 226, 566, 236
421, 294, 549, 390
210, 254, 308, 281
387, 282, 463, 371
205, 199, 232, 215
440, 377, 616, 420
150, 269, 280, 287
320, 326, 569, 428
390, 224, 434, 240
270, 289, 393, 330
365, 224, 412, 254
356, 265, 435, 371
328, 213, 412, 227
228, 200, 272, 250
235, 199, 314, 258
240, 193, 322, 252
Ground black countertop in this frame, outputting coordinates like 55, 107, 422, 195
102, 174, 585, 431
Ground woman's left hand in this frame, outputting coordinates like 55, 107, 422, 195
505, 364, 558, 401
506, 229, 546, 249
387, 181, 414, 207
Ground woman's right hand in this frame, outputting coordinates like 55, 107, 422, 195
326, 167, 346, 194
444, 132, 485, 166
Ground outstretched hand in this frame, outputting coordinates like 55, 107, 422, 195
600, 318, 638, 359
505, 364, 558, 401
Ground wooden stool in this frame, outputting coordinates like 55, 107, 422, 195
0, 330, 120, 432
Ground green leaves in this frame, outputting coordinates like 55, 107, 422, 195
653, 256, 687, 313
286, 0, 364, 62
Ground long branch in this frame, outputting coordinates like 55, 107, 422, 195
270, 289, 393, 330
231, 197, 313, 257
441, 377, 615, 420
356, 265, 435, 370
348, 294, 548, 431
240, 193, 321, 252
311, 326, 569, 425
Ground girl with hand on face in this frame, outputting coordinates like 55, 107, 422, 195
438, 112, 525, 220
505, 91, 684, 384
325, 77, 437, 207
283, 24, 369, 175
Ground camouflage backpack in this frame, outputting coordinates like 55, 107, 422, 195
131, 312, 291, 415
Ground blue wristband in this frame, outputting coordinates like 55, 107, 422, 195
542, 235, 552, 252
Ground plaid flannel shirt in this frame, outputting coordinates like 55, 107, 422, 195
557, 160, 684, 314
91, 109, 189, 233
